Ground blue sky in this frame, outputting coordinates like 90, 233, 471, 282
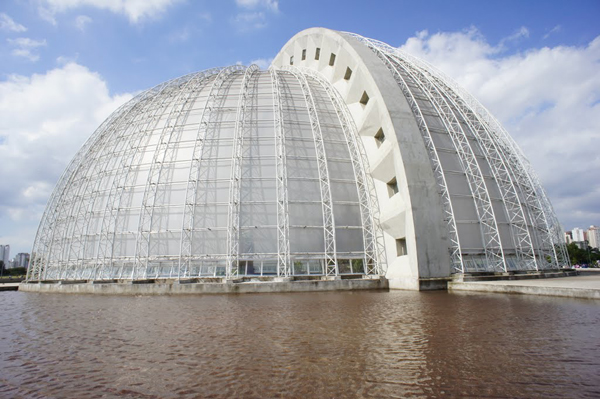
1, 0, 599, 255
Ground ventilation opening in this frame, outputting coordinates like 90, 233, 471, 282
302, 49, 306, 60
315, 48, 320, 60
289, 56, 294, 65
329, 53, 336, 66
396, 238, 407, 257
374, 128, 385, 147
344, 67, 353, 80
387, 177, 398, 197
359, 91, 369, 105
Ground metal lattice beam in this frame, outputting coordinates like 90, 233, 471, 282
355, 39, 465, 273
134, 72, 218, 279
178, 66, 244, 279
392, 56, 507, 272
283, 68, 338, 276
426, 75, 538, 271
269, 68, 292, 277
94, 74, 203, 280
226, 65, 259, 279
296, 66, 386, 276
385, 43, 565, 269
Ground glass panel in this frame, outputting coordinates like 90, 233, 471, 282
351, 259, 364, 274
338, 259, 351, 274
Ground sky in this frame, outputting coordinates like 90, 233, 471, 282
0, 0, 599, 255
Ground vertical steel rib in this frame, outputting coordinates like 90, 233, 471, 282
284, 67, 338, 276
133, 72, 211, 279
30, 90, 149, 280
297, 66, 386, 276
429, 77, 538, 270
94, 75, 194, 279
226, 65, 259, 279
391, 45, 564, 269
178, 66, 244, 279
269, 68, 291, 277
393, 56, 507, 272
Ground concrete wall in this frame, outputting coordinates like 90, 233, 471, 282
272, 28, 451, 290
20, 278, 388, 295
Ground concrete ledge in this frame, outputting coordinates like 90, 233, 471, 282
0, 283, 19, 291
19, 277, 388, 295
449, 281, 600, 300
388, 277, 450, 291
455, 270, 578, 282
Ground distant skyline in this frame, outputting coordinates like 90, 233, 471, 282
1, 0, 599, 254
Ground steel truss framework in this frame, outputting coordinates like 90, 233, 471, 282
283, 68, 338, 276
289, 66, 386, 276
270, 68, 292, 277
346, 32, 569, 272
28, 68, 384, 281
27, 30, 569, 282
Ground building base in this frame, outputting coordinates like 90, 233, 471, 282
19, 277, 388, 295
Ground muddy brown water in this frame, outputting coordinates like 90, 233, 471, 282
1, 290, 599, 398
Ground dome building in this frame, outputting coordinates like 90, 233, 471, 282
26, 28, 569, 291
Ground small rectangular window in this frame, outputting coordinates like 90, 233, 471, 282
315, 48, 320, 60
374, 128, 385, 147
387, 177, 398, 197
396, 238, 407, 257
329, 53, 336, 66
360, 91, 369, 105
289, 56, 294, 65
344, 67, 353, 80
302, 49, 306, 60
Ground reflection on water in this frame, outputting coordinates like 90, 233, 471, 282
1, 290, 599, 398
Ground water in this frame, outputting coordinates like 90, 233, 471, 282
1, 290, 599, 398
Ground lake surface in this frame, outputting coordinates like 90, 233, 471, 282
1, 290, 599, 398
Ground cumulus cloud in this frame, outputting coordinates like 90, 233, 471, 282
38, 0, 182, 24
400, 28, 600, 229
233, 0, 278, 31
0, 12, 27, 32
236, 0, 279, 12
250, 57, 273, 69
0, 63, 133, 253
232, 11, 268, 31
7, 37, 47, 61
75, 15, 92, 31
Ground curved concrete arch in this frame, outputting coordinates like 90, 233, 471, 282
272, 28, 452, 289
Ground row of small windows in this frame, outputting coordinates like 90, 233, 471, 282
290, 47, 323, 65
289, 48, 404, 259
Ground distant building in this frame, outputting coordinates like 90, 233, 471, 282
0, 245, 9, 266
572, 227, 586, 242
565, 231, 573, 244
15, 253, 30, 268
588, 226, 600, 249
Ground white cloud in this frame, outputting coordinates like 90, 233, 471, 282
7, 37, 47, 62
400, 28, 600, 228
75, 15, 92, 31
236, 0, 278, 12
38, 0, 182, 24
233, 0, 278, 31
543, 25, 562, 40
232, 11, 267, 31
0, 12, 27, 32
0, 63, 133, 254
250, 57, 273, 69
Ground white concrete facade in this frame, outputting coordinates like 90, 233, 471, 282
273, 28, 570, 288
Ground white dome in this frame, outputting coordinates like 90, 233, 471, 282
29, 66, 382, 280
28, 28, 569, 287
